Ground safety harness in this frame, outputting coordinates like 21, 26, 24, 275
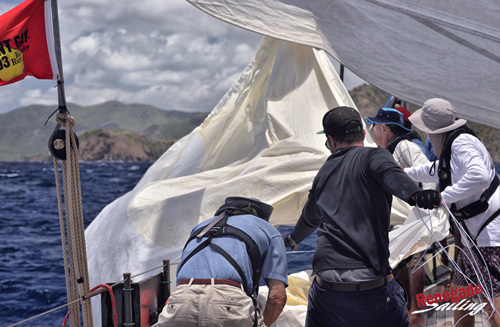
438, 125, 500, 279
177, 200, 269, 327
385, 132, 412, 155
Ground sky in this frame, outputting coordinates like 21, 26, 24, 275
0, 0, 366, 114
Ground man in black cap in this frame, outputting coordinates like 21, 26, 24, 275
284, 106, 441, 327
158, 197, 288, 327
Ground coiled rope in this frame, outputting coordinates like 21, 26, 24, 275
62, 284, 117, 327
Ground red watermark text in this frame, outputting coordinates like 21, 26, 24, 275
412, 284, 486, 316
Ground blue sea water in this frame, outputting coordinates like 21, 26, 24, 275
0, 162, 154, 326
1, 161, 499, 326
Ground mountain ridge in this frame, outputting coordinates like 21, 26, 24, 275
0, 101, 208, 161
1, 85, 499, 161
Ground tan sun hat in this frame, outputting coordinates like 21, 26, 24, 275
409, 98, 467, 134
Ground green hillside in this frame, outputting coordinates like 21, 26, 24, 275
0, 101, 208, 161
1, 86, 498, 162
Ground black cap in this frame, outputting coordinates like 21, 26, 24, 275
317, 106, 363, 137
214, 197, 274, 221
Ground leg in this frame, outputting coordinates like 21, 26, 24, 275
483, 296, 500, 327
408, 266, 426, 327
157, 285, 200, 327
451, 283, 475, 327
305, 279, 343, 327
398, 266, 411, 311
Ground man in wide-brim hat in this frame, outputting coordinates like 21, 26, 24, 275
404, 98, 500, 326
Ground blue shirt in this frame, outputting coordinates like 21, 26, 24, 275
425, 137, 437, 161
176, 214, 288, 292
411, 137, 432, 160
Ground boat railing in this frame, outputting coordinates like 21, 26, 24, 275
101, 260, 171, 327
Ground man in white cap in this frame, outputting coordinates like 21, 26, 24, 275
404, 98, 500, 327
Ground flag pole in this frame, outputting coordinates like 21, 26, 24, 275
49, 1, 93, 327
50, 0, 66, 113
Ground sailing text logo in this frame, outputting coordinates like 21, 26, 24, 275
411, 284, 486, 316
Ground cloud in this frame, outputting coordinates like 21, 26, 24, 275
0, 0, 365, 114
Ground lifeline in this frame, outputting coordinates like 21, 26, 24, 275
411, 284, 487, 316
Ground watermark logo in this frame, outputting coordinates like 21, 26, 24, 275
411, 284, 486, 316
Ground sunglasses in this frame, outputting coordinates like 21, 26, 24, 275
325, 138, 330, 150
368, 123, 376, 131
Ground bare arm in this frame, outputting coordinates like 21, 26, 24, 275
263, 279, 287, 326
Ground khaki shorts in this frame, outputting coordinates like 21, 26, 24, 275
157, 279, 265, 327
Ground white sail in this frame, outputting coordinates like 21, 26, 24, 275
186, 0, 500, 129
85, 36, 375, 324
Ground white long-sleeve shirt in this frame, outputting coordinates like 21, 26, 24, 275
393, 139, 436, 190
405, 134, 500, 247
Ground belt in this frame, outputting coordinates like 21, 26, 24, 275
178, 278, 242, 289
315, 274, 393, 292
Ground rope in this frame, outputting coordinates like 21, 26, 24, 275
286, 251, 314, 264
53, 159, 73, 325
410, 202, 498, 322
62, 312, 69, 327
6, 261, 172, 326
62, 284, 118, 327
53, 112, 93, 327
6, 298, 81, 327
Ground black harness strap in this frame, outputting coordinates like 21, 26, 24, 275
438, 126, 477, 193
451, 175, 499, 220
178, 211, 263, 298
385, 132, 412, 155
210, 242, 249, 292
438, 126, 500, 281
407, 130, 422, 142
439, 126, 499, 233
177, 238, 211, 274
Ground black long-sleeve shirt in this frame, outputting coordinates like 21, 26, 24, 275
290, 146, 421, 277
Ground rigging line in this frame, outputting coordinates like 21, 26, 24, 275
6, 262, 174, 327
388, 214, 428, 244
130, 263, 171, 280
415, 203, 470, 276
446, 208, 497, 307
411, 205, 437, 273
287, 251, 314, 264
418, 202, 497, 312
444, 204, 495, 295
412, 203, 473, 283
6, 298, 82, 327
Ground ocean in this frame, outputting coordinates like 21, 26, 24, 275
1, 161, 499, 326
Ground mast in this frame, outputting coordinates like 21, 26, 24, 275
49, 0, 93, 326
51, 0, 66, 113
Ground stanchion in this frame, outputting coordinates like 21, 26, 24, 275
123, 273, 134, 326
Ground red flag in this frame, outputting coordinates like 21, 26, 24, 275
0, 0, 59, 86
